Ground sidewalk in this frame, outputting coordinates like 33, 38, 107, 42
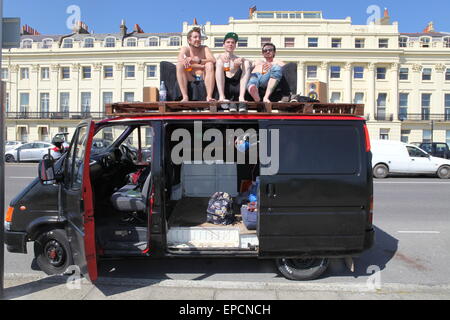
2, 273, 450, 300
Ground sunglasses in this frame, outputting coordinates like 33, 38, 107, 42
262, 48, 274, 53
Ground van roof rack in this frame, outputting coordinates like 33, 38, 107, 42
105, 101, 364, 117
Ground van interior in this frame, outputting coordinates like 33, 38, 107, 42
90, 122, 261, 255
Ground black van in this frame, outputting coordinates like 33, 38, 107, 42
5, 102, 374, 281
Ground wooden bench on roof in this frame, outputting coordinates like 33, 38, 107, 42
105, 101, 365, 117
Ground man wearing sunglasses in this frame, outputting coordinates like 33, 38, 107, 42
247, 43, 286, 103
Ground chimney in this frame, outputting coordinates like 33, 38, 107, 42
22, 24, 41, 36
193, 18, 198, 25
133, 24, 144, 33
120, 19, 128, 36
249, 6, 257, 18
423, 21, 435, 33
377, 8, 391, 25
74, 21, 90, 34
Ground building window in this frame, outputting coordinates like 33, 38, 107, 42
379, 38, 389, 48
422, 68, 432, 81
5, 92, 10, 112
376, 67, 387, 80
399, 67, 409, 80
124, 92, 135, 102
354, 92, 364, 104
60, 92, 70, 114
40, 93, 50, 117
399, 37, 408, 48
308, 37, 318, 48
420, 37, 431, 48
168, 37, 181, 47
276, 13, 289, 19
42, 39, 53, 49
401, 130, 410, 143
377, 93, 387, 119
1, 68, 8, 80
104, 37, 116, 48
18, 127, 28, 142
20, 68, 29, 80
41, 67, 50, 80
214, 38, 224, 48
82, 66, 91, 79
102, 92, 113, 110
83, 38, 94, 48
124, 65, 135, 78
423, 130, 432, 143
147, 37, 159, 47
61, 67, 70, 79
399, 93, 409, 120
446, 69, 450, 81
447, 130, 450, 146
21, 39, 33, 49
355, 38, 365, 48
19, 93, 29, 113
331, 38, 341, 48
238, 38, 248, 48
256, 12, 274, 19
444, 37, 450, 48
284, 37, 295, 48
147, 65, 157, 78
81, 92, 91, 115
380, 129, 390, 140
330, 66, 341, 79
421, 93, 431, 120
306, 66, 317, 79
330, 92, 341, 103
261, 37, 271, 47
445, 94, 450, 121
126, 38, 137, 47
104, 66, 113, 79
62, 38, 73, 48
353, 66, 364, 79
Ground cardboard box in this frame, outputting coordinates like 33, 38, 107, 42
143, 87, 159, 102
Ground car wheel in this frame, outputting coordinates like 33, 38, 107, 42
276, 258, 329, 281
437, 166, 450, 179
373, 164, 389, 179
34, 229, 73, 275
5, 154, 15, 163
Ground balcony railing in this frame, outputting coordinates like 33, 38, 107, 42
6, 112, 106, 120
374, 113, 394, 121
399, 114, 450, 122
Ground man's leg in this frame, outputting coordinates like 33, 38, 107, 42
215, 59, 228, 102
247, 74, 261, 102
204, 62, 216, 102
176, 61, 190, 102
239, 60, 251, 102
262, 65, 283, 103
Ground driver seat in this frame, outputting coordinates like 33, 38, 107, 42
110, 170, 152, 213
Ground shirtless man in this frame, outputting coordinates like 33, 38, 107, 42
177, 27, 216, 102
214, 32, 251, 106
247, 43, 286, 103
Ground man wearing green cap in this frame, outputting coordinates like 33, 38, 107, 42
215, 32, 251, 111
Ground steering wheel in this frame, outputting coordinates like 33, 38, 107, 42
119, 144, 138, 164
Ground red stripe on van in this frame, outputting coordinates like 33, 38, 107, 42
363, 124, 371, 152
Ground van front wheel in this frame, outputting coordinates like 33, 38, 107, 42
276, 258, 329, 281
437, 166, 450, 179
373, 164, 389, 179
34, 229, 73, 275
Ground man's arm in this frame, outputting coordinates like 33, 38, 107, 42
177, 47, 190, 63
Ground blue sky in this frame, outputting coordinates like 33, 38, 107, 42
4, 0, 450, 35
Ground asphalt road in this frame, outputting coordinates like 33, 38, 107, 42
3, 163, 450, 287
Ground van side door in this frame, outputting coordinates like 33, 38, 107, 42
258, 120, 370, 257
62, 121, 97, 281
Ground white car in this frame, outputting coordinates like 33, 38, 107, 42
371, 140, 450, 179
5, 141, 62, 163
5, 141, 24, 152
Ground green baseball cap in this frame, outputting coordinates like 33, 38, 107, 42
223, 32, 239, 43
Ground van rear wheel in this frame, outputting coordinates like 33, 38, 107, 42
437, 166, 450, 179
34, 229, 73, 275
373, 164, 389, 179
276, 258, 329, 281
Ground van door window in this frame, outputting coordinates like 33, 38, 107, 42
65, 126, 87, 190
407, 146, 428, 158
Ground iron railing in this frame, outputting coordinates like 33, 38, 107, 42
6, 112, 106, 120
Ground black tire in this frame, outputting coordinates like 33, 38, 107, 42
34, 229, 73, 275
5, 154, 15, 163
276, 258, 329, 281
373, 164, 389, 179
437, 166, 450, 179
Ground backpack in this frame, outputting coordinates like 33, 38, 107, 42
206, 192, 235, 225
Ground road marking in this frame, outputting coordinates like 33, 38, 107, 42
397, 231, 441, 234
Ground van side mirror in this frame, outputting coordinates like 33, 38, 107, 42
38, 154, 58, 185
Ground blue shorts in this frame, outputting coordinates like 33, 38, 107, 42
247, 65, 283, 90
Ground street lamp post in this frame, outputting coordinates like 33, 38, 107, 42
0, 0, 5, 298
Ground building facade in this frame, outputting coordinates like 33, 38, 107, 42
2, 9, 450, 145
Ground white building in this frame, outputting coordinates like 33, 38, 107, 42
2, 8, 450, 145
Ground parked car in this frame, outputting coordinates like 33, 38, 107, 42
5, 141, 62, 162
5, 141, 24, 152
371, 140, 450, 179
411, 142, 450, 159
